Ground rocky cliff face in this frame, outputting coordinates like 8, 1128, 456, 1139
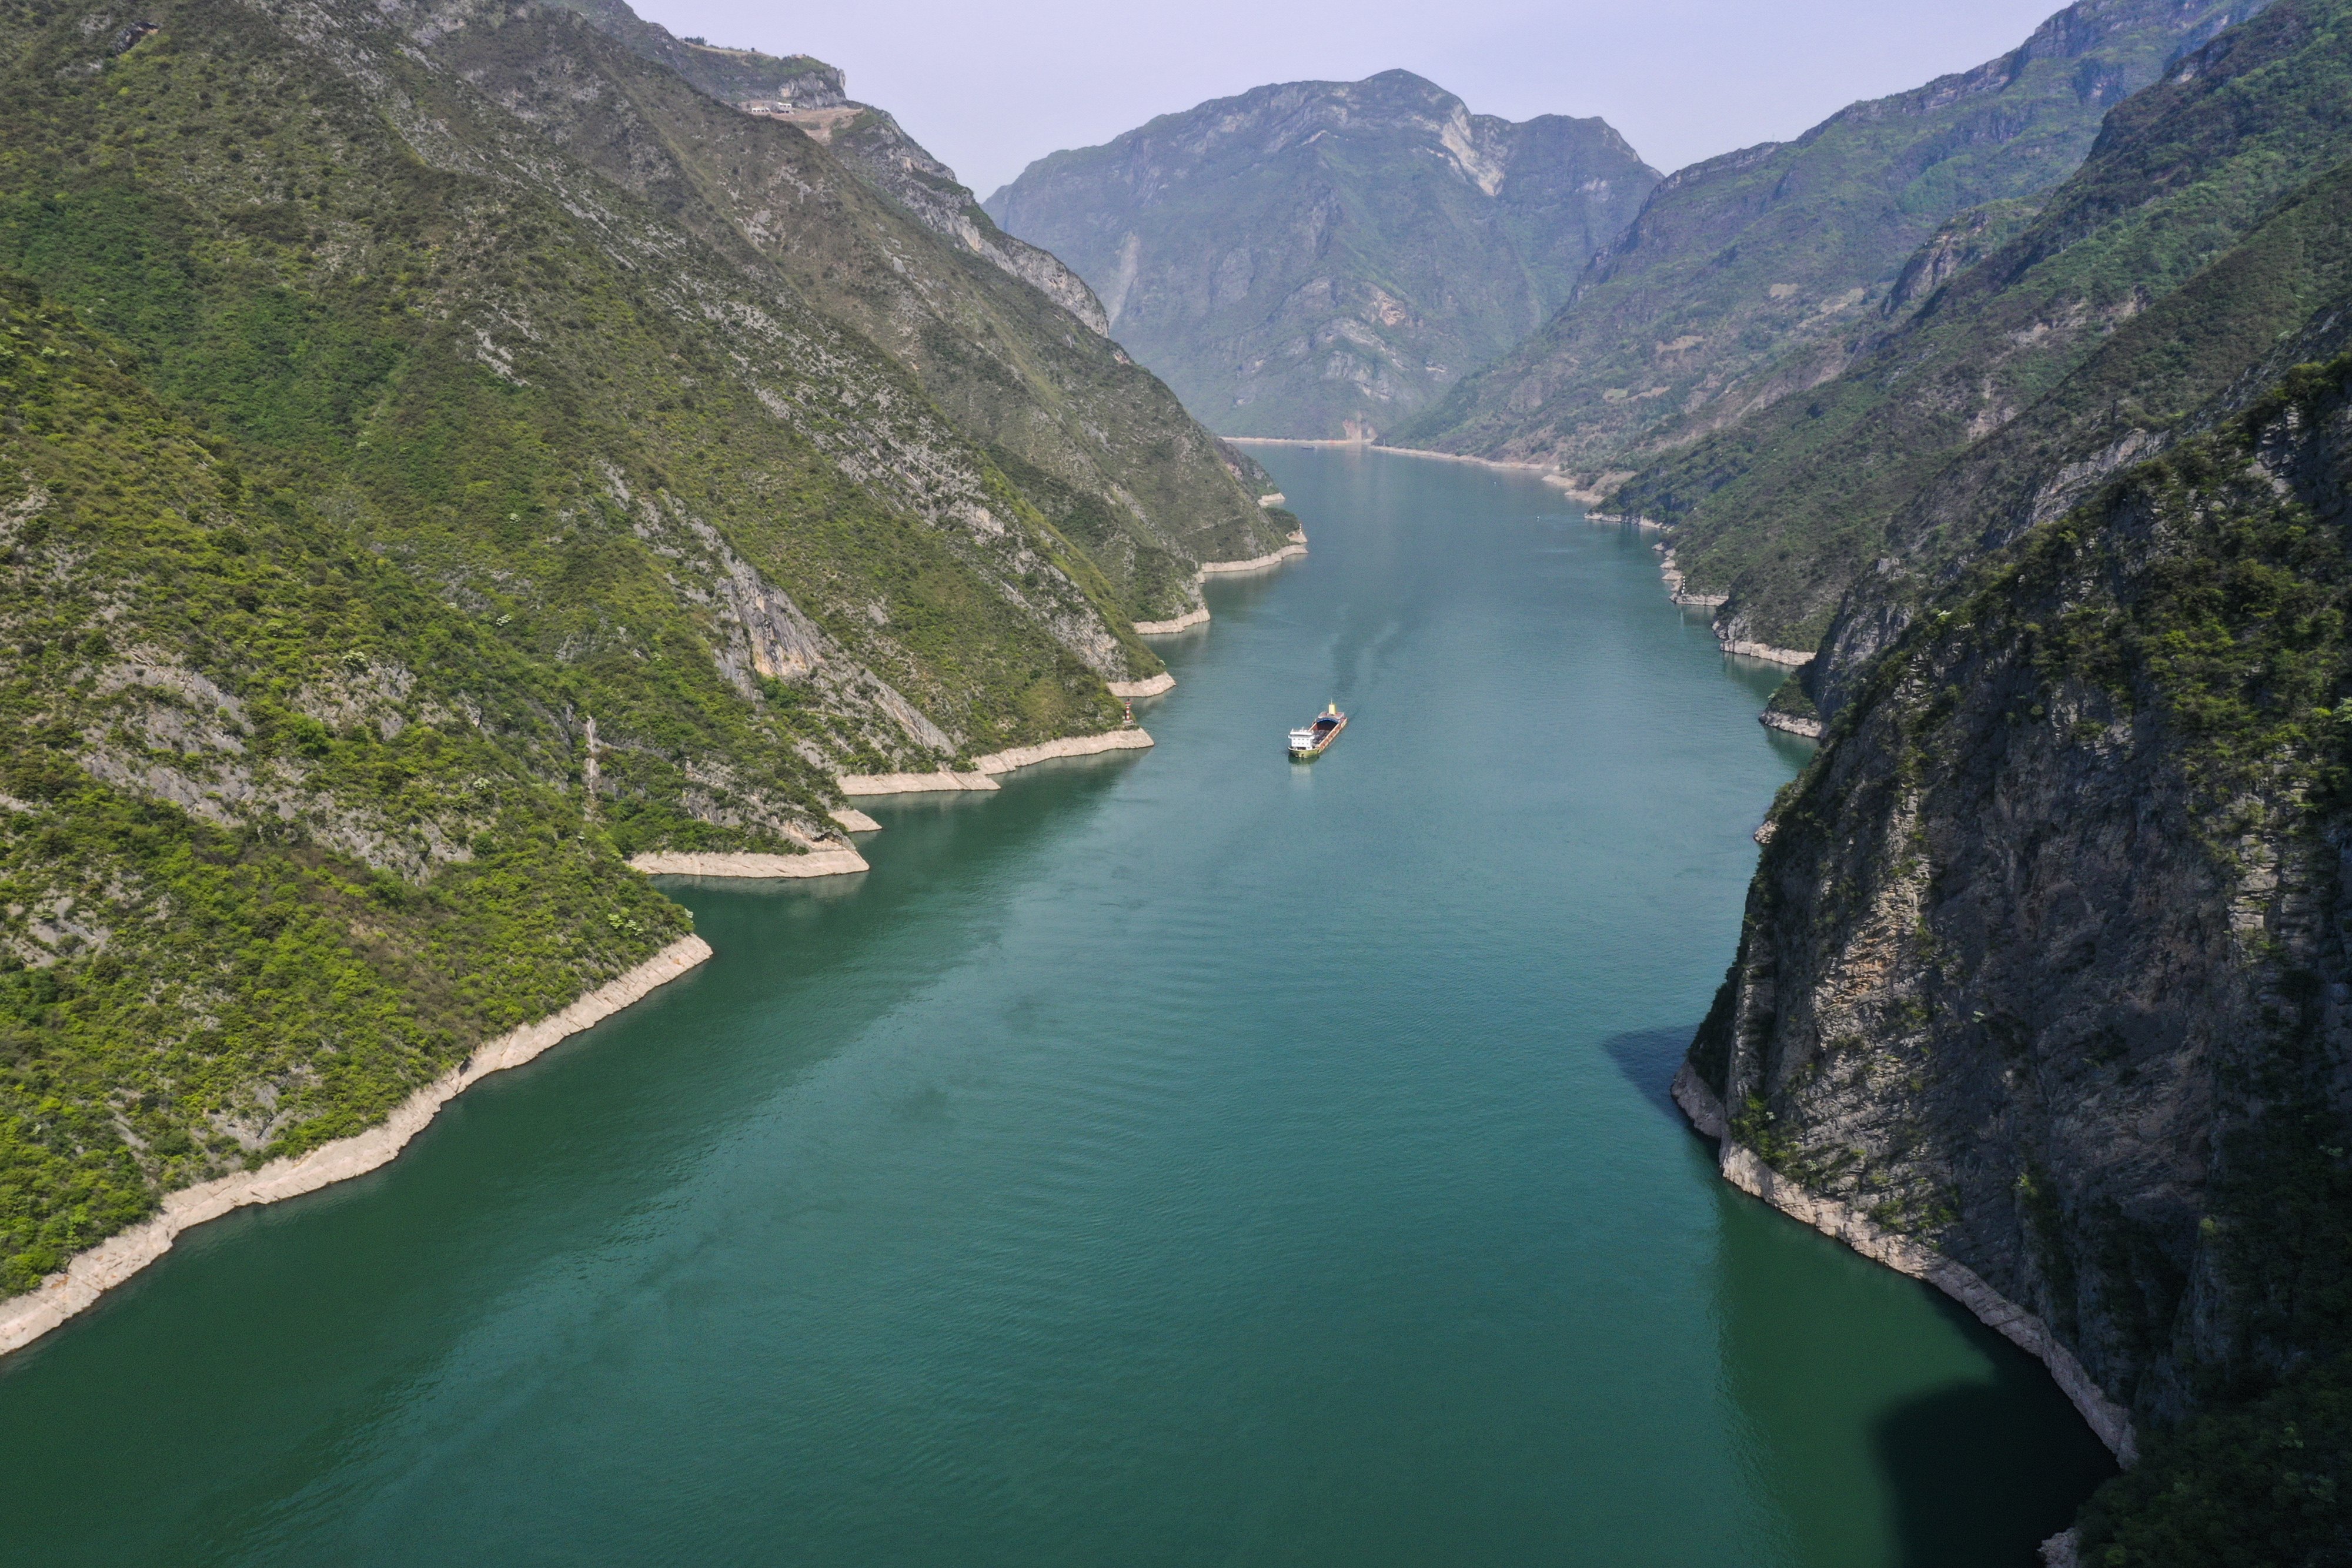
1404, 0, 2267, 491
1637, 8, 2352, 1554
1691, 367, 2352, 1555
984, 71, 1656, 439
543, 6, 1138, 402
820, 106, 1112, 337
541, 0, 827, 102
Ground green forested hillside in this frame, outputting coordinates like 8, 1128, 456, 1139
1402, 0, 2266, 492
490, 8, 1275, 617
0, 276, 694, 1292
0, 0, 1281, 1299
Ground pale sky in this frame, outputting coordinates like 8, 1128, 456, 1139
632, 0, 2072, 198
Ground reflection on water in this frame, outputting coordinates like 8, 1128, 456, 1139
1712, 1172, 2116, 1566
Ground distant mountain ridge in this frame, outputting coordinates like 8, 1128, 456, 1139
1401, 0, 2270, 490
985, 71, 1657, 439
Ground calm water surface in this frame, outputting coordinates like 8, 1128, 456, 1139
0, 450, 2111, 1564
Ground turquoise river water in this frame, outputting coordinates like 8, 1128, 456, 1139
0, 449, 2113, 1564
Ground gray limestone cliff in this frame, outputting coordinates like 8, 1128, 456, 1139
1688, 352, 2352, 1564
1654, 6, 2352, 1553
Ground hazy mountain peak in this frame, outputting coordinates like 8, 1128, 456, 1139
988, 74, 1659, 438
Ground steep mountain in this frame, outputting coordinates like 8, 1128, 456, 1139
1690, 350, 2352, 1568
0, 0, 1288, 1302
1615, 0, 2352, 657
543, 7, 1120, 337
476, 8, 1284, 623
1402, 0, 2267, 495
984, 72, 1658, 439
1664, 2, 2352, 1556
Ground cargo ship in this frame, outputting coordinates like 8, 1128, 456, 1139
1288, 704, 1347, 760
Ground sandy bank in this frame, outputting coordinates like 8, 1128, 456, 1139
838, 768, 1001, 795
1227, 435, 1544, 473
629, 848, 870, 878
839, 728, 1154, 796
1671, 1062, 2137, 1465
975, 730, 1154, 774
1759, 711, 1825, 741
1198, 541, 1308, 576
1722, 638, 1813, 666
1134, 607, 1210, 635
1541, 476, 1617, 504
1226, 436, 1600, 495
1108, 673, 1175, 698
0, 935, 715, 1360
828, 808, 882, 833
1375, 444, 1553, 477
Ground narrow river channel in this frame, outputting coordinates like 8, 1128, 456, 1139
0, 449, 2112, 1566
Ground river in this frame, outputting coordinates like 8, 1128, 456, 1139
0, 449, 2112, 1564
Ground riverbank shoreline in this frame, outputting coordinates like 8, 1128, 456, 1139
1230, 446, 1818, 669
630, 849, 871, 878
0, 714, 1161, 1353
1658, 547, 1728, 609
0, 935, 716, 1360
1640, 541, 1815, 667
1199, 541, 1308, 576
0, 717, 1164, 1352
1669, 1062, 2137, 1465
1132, 537, 1308, 634
839, 727, 1155, 797
1226, 435, 1586, 486
1722, 637, 1813, 666
1759, 711, 1825, 741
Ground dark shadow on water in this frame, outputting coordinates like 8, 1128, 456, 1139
1875, 1296, 2119, 1568
1722, 651, 1796, 700
1601, 1026, 1699, 1125
1199, 558, 1298, 624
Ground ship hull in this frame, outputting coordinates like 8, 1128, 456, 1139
1288, 715, 1347, 760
